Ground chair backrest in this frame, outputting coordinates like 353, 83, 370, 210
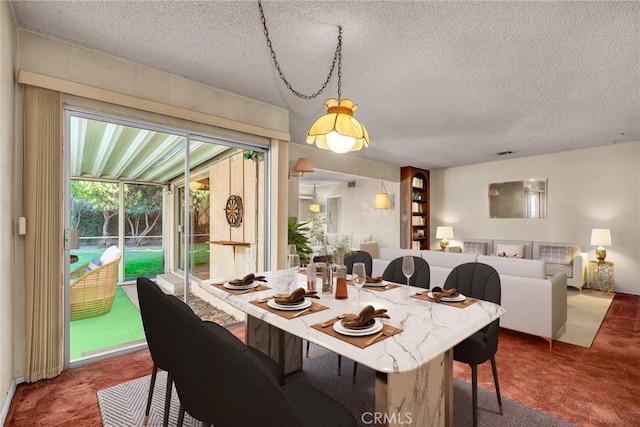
382, 256, 430, 288
136, 277, 178, 370
167, 301, 303, 426
344, 250, 373, 276
444, 262, 501, 354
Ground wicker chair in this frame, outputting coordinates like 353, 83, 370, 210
70, 257, 121, 320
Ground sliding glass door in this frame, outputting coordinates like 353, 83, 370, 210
64, 107, 268, 366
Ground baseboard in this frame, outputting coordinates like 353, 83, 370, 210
1, 377, 24, 426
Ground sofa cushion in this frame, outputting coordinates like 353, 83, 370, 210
547, 263, 573, 278
538, 245, 572, 265
495, 243, 525, 258
478, 255, 546, 279
351, 234, 371, 246
422, 251, 477, 268
100, 245, 121, 264
463, 241, 487, 255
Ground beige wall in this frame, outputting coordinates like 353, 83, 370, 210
0, 0, 17, 418
430, 142, 640, 295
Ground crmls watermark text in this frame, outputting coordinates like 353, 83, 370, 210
361, 412, 413, 425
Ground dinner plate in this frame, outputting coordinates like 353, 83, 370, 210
223, 281, 258, 290
427, 292, 466, 302
364, 280, 387, 288
333, 318, 383, 336
267, 298, 312, 311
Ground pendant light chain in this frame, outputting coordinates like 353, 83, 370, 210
258, 1, 342, 100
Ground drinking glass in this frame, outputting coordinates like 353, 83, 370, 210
352, 262, 366, 303
402, 256, 415, 294
288, 244, 297, 255
285, 253, 301, 291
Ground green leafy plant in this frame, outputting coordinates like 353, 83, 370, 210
287, 216, 312, 265
243, 149, 263, 162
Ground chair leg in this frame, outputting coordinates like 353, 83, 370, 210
337, 354, 342, 375
177, 404, 185, 427
471, 364, 478, 427
144, 363, 158, 426
163, 372, 173, 427
352, 361, 358, 384
306, 340, 310, 358
490, 356, 504, 415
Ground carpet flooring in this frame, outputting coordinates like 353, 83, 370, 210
97, 346, 573, 427
554, 288, 614, 347
6, 291, 639, 427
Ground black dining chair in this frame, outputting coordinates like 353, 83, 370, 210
443, 262, 503, 427
136, 277, 177, 427
344, 250, 373, 276
381, 255, 430, 288
166, 300, 357, 427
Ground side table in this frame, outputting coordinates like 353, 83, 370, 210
588, 261, 614, 294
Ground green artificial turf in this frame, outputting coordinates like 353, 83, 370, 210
69, 286, 146, 360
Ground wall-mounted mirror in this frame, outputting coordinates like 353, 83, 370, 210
489, 179, 547, 218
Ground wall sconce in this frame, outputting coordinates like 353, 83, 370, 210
309, 204, 321, 213
288, 157, 314, 179
435, 226, 454, 251
590, 228, 612, 263
374, 181, 394, 209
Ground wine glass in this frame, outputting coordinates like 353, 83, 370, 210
402, 256, 415, 294
287, 253, 301, 288
352, 262, 366, 304
288, 244, 297, 255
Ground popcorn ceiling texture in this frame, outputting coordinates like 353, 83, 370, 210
9, 1, 639, 169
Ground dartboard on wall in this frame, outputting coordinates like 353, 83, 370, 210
224, 195, 243, 227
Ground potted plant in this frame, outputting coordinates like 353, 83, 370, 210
287, 216, 312, 265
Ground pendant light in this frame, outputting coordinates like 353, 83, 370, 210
258, 2, 369, 154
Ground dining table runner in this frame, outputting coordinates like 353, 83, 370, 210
311, 320, 402, 349
249, 299, 329, 319
211, 282, 271, 295
410, 292, 479, 308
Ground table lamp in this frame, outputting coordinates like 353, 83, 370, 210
436, 226, 454, 251
590, 228, 611, 263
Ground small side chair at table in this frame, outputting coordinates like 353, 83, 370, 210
443, 262, 503, 427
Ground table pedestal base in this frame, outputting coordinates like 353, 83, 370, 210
246, 315, 302, 375
374, 350, 452, 427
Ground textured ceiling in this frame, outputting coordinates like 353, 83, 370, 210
10, 1, 640, 170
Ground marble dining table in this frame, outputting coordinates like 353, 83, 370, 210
201, 269, 505, 427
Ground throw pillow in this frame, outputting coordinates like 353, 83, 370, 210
100, 245, 122, 264
495, 243, 524, 258
539, 245, 572, 265
463, 241, 487, 255
86, 257, 102, 272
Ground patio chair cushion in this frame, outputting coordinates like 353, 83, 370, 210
87, 257, 102, 272
100, 245, 122, 264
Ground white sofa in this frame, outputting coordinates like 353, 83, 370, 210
371, 245, 568, 344
478, 255, 567, 345
457, 239, 588, 291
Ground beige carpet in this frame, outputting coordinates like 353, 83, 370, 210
554, 288, 614, 347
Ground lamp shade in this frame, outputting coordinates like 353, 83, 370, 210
591, 229, 612, 246
293, 157, 314, 174
306, 99, 369, 153
374, 193, 389, 209
435, 226, 454, 240
309, 203, 321, 213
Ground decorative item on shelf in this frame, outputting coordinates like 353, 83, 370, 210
374, 181, 394, 209
435, 226, 454, 251
288, 157, 314, 179
258, 1, 369, 154
224, 195, 243, 227
489, 187, 499, 197
590, 228, 612, 263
